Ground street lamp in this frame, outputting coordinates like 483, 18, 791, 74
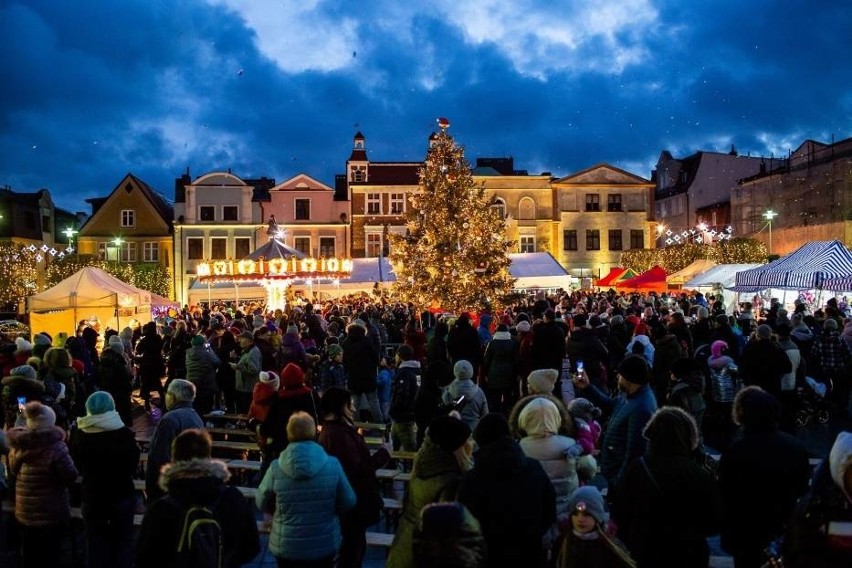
112, 237, 124, 263
763, 210, 777, 255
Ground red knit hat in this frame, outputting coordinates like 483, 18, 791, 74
280, 363, 305, 388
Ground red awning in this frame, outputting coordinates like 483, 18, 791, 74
616, 265, 669, 292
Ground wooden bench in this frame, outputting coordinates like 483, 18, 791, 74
207, 427, 257, 439
204, 412, 249, 423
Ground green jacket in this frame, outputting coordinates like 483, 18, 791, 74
386, 437, 464, 568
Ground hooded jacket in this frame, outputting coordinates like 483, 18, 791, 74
784, 431, 852, 567
387, 436, 465, 568
1, 371, 45, 429
7, 425, 78, 526
185, 343, 221, 398
69, 411, 139, 512
257, 441, 356, 561
136, 459, 260, 568
517, 398, 582, 520
443, 376, 489, 432
458, 437, 556, 567
390, 360, 421, 422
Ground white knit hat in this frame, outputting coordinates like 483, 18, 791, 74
15, 337, 33, 353
25, 402, 56, 431
259, 371, 280, 390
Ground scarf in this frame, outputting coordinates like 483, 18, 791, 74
76, 410, 125, 433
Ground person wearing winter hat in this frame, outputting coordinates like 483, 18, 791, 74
249, 370, 280, 425
517, 397, 586, 555
443, 360, 489, 432
317, 343, 346, 395
612, 407, 721, 567
97, 334, 135, 427
573, 355, 657, 490
233, 330, 262, 413
69, 391, 140, 568
412, 502, 487, 568
13, 336, 34, 368
527, 368, 559, 395
7, 401, 78, 566
811, 316, 852, 414
458, 413, 557, 567
260, 363, 321, 472
557, 485, 635, 568
32, 333, 52, 359
566, 397, 603, 456
508, 370, 576, 441
1, 364, 46, 429
387, 415, 473, 568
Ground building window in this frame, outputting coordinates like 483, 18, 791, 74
608, 229, 622, 251
120, 209, 136, 227
585, 194, 600, 212
390, 193, 405, 215
234, 237, 251, 258
630, 230, 644, 249
563, 230, 578, 251
586, 229, 600, 250
211, 238, 227, 259
294, 236, 310, 255
351, 166, 366, 182
98, 242, 107, 260
199, 206, 215, 222
607, 194, 623, 212
223, 206, 238, 221
42, 215, 51, 233
491, 198, 506, 219
519, 236, 536, 253
366, 193, 381, 215
319, 237, 335, 257
518, 198, 536, 220
295, 199, 310, 220
120, 242, 137, 263
187, 238, 204, 260
143, 242, 159, 262
366, 233, 382, 257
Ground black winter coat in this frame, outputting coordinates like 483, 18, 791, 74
389, 362, 420, 422
343, 326, 380, 393
718, 426, 810, 556
97, 349, 134, 425
458, 437, 556, 568
531, 321, 566, 372
447, 319, 482, 371
69, 425, 139, 512
425, 334, 453, 387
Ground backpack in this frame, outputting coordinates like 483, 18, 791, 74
166, 491, 225, 568
709, 366, 738, 403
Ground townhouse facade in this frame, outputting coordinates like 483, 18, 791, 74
77, 173, 173, 276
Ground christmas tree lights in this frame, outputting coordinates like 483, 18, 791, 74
388, 119, 515, 312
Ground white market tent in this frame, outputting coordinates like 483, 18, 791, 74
667, 259, 717, 286
28, 267, 153, 340
683, 263, 763, 289
731, 240, 852, 292
507, 252, 572, 290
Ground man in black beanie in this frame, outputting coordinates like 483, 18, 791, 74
573, 355, 657, 491
458, 414, 556, 567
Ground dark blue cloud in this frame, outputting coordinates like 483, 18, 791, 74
1, 0, 850, 214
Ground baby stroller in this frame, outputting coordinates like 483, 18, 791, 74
793, 376, 832, 428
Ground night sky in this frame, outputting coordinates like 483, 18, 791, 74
2, 0, 850, 214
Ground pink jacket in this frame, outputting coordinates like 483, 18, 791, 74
573, 417, 601, 455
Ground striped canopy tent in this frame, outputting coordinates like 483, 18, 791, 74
667, 259, 717, 286
821, 274, 852, 292
596, 267, 637, 288
731, 240, 852, 292
616, 265, 668, 293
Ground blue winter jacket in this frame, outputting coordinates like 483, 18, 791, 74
256, 440, 356, 560
582, 383, 657, 488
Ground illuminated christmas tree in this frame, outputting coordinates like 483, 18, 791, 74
389, 118, 514, 312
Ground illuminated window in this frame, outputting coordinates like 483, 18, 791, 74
294, 237, 310, 255
143, 242, 159, 262
366, 193, 381, 215
319, 237, 335, 257
366, 233, 382, 257
491, 198, 506, 219
607, 194, 622, 212
390, 193, 405, 215
519, 236, 536, 253
120, 242, 137, 263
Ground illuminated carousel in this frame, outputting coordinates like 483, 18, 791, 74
195, 227, 353, 311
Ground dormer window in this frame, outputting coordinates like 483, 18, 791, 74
351, 165, 366, 182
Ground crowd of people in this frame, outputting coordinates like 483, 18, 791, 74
0, 287, 850, 567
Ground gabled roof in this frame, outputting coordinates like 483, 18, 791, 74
271, 173, 334, 192
553, 163, 651, 185
78, 173, 173, 233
